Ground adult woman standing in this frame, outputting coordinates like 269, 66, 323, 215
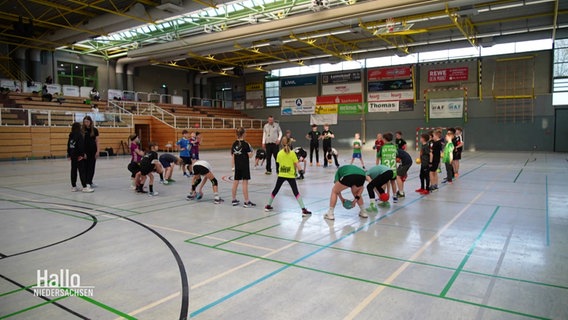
82, 115, 99, 188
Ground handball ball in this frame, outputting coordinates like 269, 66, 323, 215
415, 158, 421, 164
379, 193, 389, 202
342, 199, 353, 210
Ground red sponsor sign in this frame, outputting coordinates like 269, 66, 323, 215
428, 67, 469, 82
368, 66, 412, 81
316, 94, 363, 104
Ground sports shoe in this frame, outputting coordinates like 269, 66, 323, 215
186, 193, 195, 200
265, 171, 272, 175
243, 201, 256, 208
214, 198, 224, 204
148, 191, 159, 196
160, 180, 169, 185
90, 183, 98, 188
232, 199, 240, 206
359, 210, 369, 218
415, 188, 425, 193
397, 191, 405, 198
82, 186, 94, 193
301, 208, 312, 217
324, 211, 335, 220
378, 201, 390, 208
136, 188, 147, 194
393, 196, 398, 203
167, 178, 176, 182
183, 172, 190, 178
264, 205, 274, 212
71, 187, 79, 192
366, 203, 378, 213
196, 192, 203, 200
419, 189, 430, 195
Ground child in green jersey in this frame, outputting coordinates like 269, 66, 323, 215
378, 132, 399, 203
350, 133, 365, 169
442, 129, 455, 184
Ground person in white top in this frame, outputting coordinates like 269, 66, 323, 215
262, 115, 282, 175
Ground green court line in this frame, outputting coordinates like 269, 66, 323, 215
513, 168, 523, 183
462, 270, 568, 291
213, 224, 281, 248
0, 295, 69, 319
439, 206, 501, 297
57, 287, 136, 320
186, 239, 549, 319
0, 284, 36, 298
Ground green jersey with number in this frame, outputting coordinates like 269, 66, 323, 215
379, 143, 398, 173
443, 141, 454, 164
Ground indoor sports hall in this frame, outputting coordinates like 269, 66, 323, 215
0, 0, 567, 319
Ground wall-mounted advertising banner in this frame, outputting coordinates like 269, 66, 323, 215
281, 75, 317, 87
367, 90, 414, 102
367, 101, 400, 113
246, 82, 264, 91
62, 85, 80, 97
428, 98, 464, 118
245, 100, 263, 109
321, 82, 362, 95
281, 97, 316, 115
315, 104, 338, 114
321, 71, 361, 84
233, 101, 245, 110
338, 103, 364, 115
368, 66, 412, 81
310, 114, 338, 125
427, 67, 469, 83
316, 94, 362, 104
368, 79, 413, 92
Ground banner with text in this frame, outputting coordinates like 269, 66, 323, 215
322, 71, 361, 84
281, 75, 317, 87
321, 82, 362, 95
428, 67, 469, 83
281, 97, 316, 115
428, 98, 464, 119
367, 101, 400, 113
368, 66, 412, 81
367, 66, 414, 112
338, 103, 364, 115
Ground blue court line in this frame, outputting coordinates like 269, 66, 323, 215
545, 175, 550, 247
189, 163, 487, 317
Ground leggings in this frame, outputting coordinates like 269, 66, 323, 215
309, 143, 319, 163
420, 165, 430, 190
445, 162, 454, 182
85, 153, 97, 185
366, 171, 392, 200
71, 158, 87, 188
271, 177, 300, 198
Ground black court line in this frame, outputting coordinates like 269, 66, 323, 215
0, 274, 89, 320
0, 253, 6, 258
64, 203, 190, 320
0, 203, 98, 259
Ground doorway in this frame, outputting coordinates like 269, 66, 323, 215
135, 124, 150, 151
554, 108, 568, 152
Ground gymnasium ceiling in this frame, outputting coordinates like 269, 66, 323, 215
0, 0, 567, 76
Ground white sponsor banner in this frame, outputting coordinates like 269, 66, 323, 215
321, 82, 362, 95
62, 85, 80, 97
0, 79, 21, 91
368, 101, 400, 113
107, 89, 123, 100
46, 84, 61, 95
172, 95, 183, 105
367, 90, 414, 102
310, 114, 338, 125
233, 101, 245, 110
246, 90, 263, 100
24, 82, 42, 93
429, 98, 464, 119
281, 97, 316, 115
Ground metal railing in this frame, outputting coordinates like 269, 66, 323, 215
0, 107, 133, 128
109, 100, 263, 129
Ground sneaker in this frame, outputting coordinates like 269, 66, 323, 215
415, 188, 425, 193
214, 198, 224, 204
196, 192, 203, 200
393, 196, 398, 203
148, 191, 159, 196
82, 186, 94, 193
359, 211, 369, 218
397, 191, 405, 198
90, 183, 98, 188
243, 201, 256, 208
366, 204, 378, 213
378, 201, 390, 208
186, 193, 196, 200
136, 188, 147, 194
232, 199, 240, 206
265, 171, 272, 175
167, 178, 176, 182
71, 187, 79, 192
183, 172, 190, 178
301, 208, 312, 217
160, 180, 169, 185
419, 189, 430, 195
324, 211, 335, 220
264, 205, 274, 212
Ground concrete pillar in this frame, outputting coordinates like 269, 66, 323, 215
115, 61, 125, 90
126, 65, 135, 91
29, 50, 41, 82
14, 48, 26, 80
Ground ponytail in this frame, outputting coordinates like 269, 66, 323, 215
281, 136, 290, 153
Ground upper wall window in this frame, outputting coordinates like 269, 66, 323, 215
265, 80, 280, 107
57, 62, 98, 88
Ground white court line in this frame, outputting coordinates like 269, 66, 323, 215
114, 291, 180, 320
343, 184, 495, 320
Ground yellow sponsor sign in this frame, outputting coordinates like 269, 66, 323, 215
246, 82, 264, 91
315, 104, 338, 114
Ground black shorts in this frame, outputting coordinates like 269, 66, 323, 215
192, 164, 210, 175
339, 174, 366, 187
127, 162, 140, 177
140, 164, 155, 176
453, 151, 462, 160
159, 158, 173, 168
429, 161, 440, 172
234, 165, 251, 180
180, 156, 191, 165
397, 164, 411, 177
191, 153, 199, 160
